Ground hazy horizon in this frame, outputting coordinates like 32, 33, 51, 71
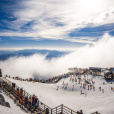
0, 33, 114, 80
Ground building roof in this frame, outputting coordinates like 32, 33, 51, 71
89, 67, 101, 70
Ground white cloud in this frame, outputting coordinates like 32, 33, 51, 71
0, 0, 114, 44
0, 33, 114, 80
66, 37, 97, 44
0, 47, 78, 52
90, 7, 114, 26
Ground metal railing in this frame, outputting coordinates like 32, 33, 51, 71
1, 80, 78, 114
52, 104, 77, 114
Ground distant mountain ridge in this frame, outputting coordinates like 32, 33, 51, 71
0, 49, 70, 61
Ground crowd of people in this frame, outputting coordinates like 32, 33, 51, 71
16, 87, 39, 110
4, 72, 114, 114
60, 74, 110, 94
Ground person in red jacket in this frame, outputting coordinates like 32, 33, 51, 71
12, 83, 14, 89
16, 88, 19, 96
20, 88, 23, 96
0, 83, 1, 88
19, 96, 23, 106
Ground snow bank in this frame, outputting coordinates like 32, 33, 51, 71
6, 74, 114, 114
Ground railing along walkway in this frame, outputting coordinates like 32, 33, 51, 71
0, 80, 78, 114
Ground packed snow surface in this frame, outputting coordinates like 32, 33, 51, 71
0, 90, 26, 114
4, 74, 114, 114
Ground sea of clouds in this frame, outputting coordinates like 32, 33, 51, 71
0, 33, 114, 80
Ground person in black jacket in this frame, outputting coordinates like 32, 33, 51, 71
45, 108, 49, 114
80, 110, 83, 114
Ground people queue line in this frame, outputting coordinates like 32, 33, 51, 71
16, 87, 39, 109
5, 74, 65, 83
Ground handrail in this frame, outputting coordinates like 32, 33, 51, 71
1, 80, 52, 113
1, 80, 78, 114
52, 104, 77, 114
63, 105, 77, 113
1, 77, 79, 114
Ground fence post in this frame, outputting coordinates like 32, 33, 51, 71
24, 90, 25, 96
51, 109, 52, 114
44, 105, 45, 110
71, 110, 72, 114
61, 104, 63, 113
56, 107, 57, 114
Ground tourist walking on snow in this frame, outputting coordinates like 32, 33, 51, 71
88, 85, 89, 90
72, 85, 74, 91
75, 79, 77, 84
93, 86, 95, 91
99, 87, 101, 91
56, 86, 59, 90
111, 87, 113, 91
102, 89, 104, 93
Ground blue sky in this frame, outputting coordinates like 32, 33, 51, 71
0, 0, 114, 51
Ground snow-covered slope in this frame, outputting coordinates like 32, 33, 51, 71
0, 90, 27, 114
6, 75, 114, 114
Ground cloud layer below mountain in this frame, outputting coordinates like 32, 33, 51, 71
0, 33, 114, 80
